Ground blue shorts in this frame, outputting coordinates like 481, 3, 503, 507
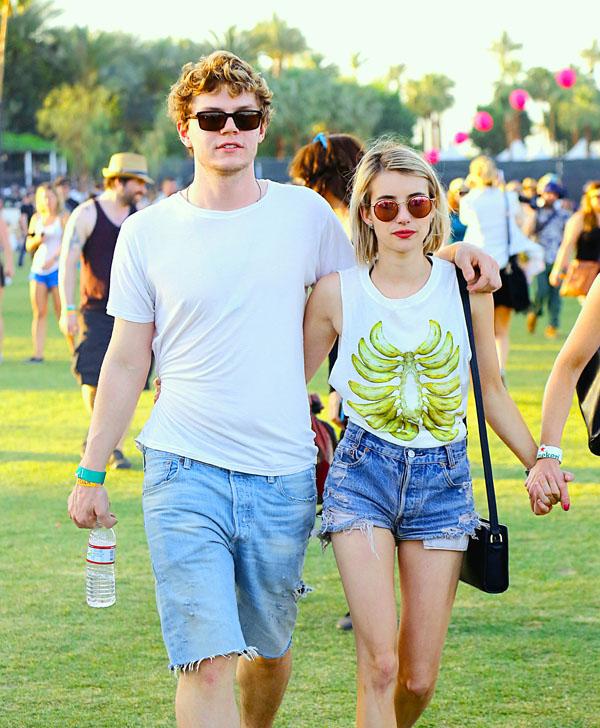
29, 269, 59, 289
319, 422, 480, 551
140, 445, 317, 672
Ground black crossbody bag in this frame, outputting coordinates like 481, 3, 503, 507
456, 269, 509, 593
576, 349, 600, 456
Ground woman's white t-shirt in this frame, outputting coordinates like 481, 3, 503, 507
459, 187, 522, 268
330, 258, 471, 449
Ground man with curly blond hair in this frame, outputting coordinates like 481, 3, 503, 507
68, 51, 500, 727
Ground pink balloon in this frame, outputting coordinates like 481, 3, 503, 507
454, 131, 469, 144
473, 111, 494, 132
509, 88, 528, 111
424, 148, 440, 165
555, 68, 577, 88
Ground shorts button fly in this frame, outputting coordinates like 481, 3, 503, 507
407, 449, 415, 458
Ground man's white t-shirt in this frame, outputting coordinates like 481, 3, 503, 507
107, 182, 354, 476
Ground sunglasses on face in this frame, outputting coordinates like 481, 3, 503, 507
188, 109, 263, 132
370, 195, 435, 222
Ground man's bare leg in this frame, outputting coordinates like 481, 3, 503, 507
176, 656, 239, 728
237, 652, 292, 728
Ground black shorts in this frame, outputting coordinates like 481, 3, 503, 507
0, 261, 5, 288
493, 261, 530, 312
72, 309, 114, 387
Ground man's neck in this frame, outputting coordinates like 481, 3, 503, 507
186, 167, 262, 211
98, 189, 130, 212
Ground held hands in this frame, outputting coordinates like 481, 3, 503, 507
453, 244, 501, 293
67, 484, 117, 529
525, 459, 573, 515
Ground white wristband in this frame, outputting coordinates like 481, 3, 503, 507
536, 445, 562, 463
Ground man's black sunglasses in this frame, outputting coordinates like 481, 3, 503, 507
188, 110, 263, 132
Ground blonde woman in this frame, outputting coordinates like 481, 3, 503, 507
26, 183, 67, 362
303, 141, 564, 727
459, 156, 528, 380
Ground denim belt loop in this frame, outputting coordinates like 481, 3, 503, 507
267, 475, 276, 484
182, 457, 192, 470
444, 444, 456, 468
350, 426, 364, 456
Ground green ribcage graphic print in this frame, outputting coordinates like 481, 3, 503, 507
347, 320, 463, 442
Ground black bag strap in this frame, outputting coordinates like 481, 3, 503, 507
456, 269, 502, 535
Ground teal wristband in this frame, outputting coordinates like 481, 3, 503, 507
66, 304, 77, 311
75, 466, 106, 484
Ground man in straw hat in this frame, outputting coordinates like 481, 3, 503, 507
67, 53, 500, 727
58, 152, 152, 468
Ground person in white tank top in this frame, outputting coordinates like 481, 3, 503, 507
25, 183, 67, 362
303, 140, 571, 726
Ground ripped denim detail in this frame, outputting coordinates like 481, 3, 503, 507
171, 647, 259, 675
319, 507, 379, 557
293, 581, 314, 602
440, 510, 481, 540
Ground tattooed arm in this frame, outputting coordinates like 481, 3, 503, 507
58, 201, 96, 339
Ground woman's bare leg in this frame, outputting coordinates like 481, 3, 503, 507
332, 527, 398, 728
395, 541, 463, 728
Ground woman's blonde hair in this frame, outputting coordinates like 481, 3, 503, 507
468, 155, 498, 187
581, 180, 600, 233
167, 51, 273, 130
35, 182, 62, 216
349, 139, 449, 265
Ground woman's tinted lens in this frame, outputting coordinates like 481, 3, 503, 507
372, 196, 433, 222
195, 110, 263, 131
407, 196, 433, 217
373, 200, 399, 222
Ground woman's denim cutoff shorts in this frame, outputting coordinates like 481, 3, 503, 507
319, 422, 480, 550
139, 444, 317, 672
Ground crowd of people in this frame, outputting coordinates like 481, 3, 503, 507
446, 162, 600, 383
0, 49, 598, 728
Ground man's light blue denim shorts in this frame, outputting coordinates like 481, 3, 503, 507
319, 422, 480, 551
139, 445, 316, 672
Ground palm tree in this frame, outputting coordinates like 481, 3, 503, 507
349, 51, 365, 77
0, 0, 30, 105
581, 40, 600, 75
208, 25, 263, 65
385, 64, 406, 94
556, 79, 600, 155
253, 14, 307, 77
405, 74, 454, 149
489, 31, 523, 84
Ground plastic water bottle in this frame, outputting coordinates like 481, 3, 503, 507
86, 526, 116, 608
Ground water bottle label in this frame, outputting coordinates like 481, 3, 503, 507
87, 544, 116, 565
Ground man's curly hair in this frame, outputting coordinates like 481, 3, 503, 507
167, 51, 273, 130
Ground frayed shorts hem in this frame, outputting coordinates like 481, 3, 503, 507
319, 515, 479, 553
170, 646, 259, 675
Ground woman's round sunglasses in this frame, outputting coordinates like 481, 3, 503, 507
188, 110, 263, 132
370, 195, 435, 222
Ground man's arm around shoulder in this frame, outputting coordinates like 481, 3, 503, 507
67, 318, 154, 529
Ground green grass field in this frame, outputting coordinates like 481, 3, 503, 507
1, 265, 599, 728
